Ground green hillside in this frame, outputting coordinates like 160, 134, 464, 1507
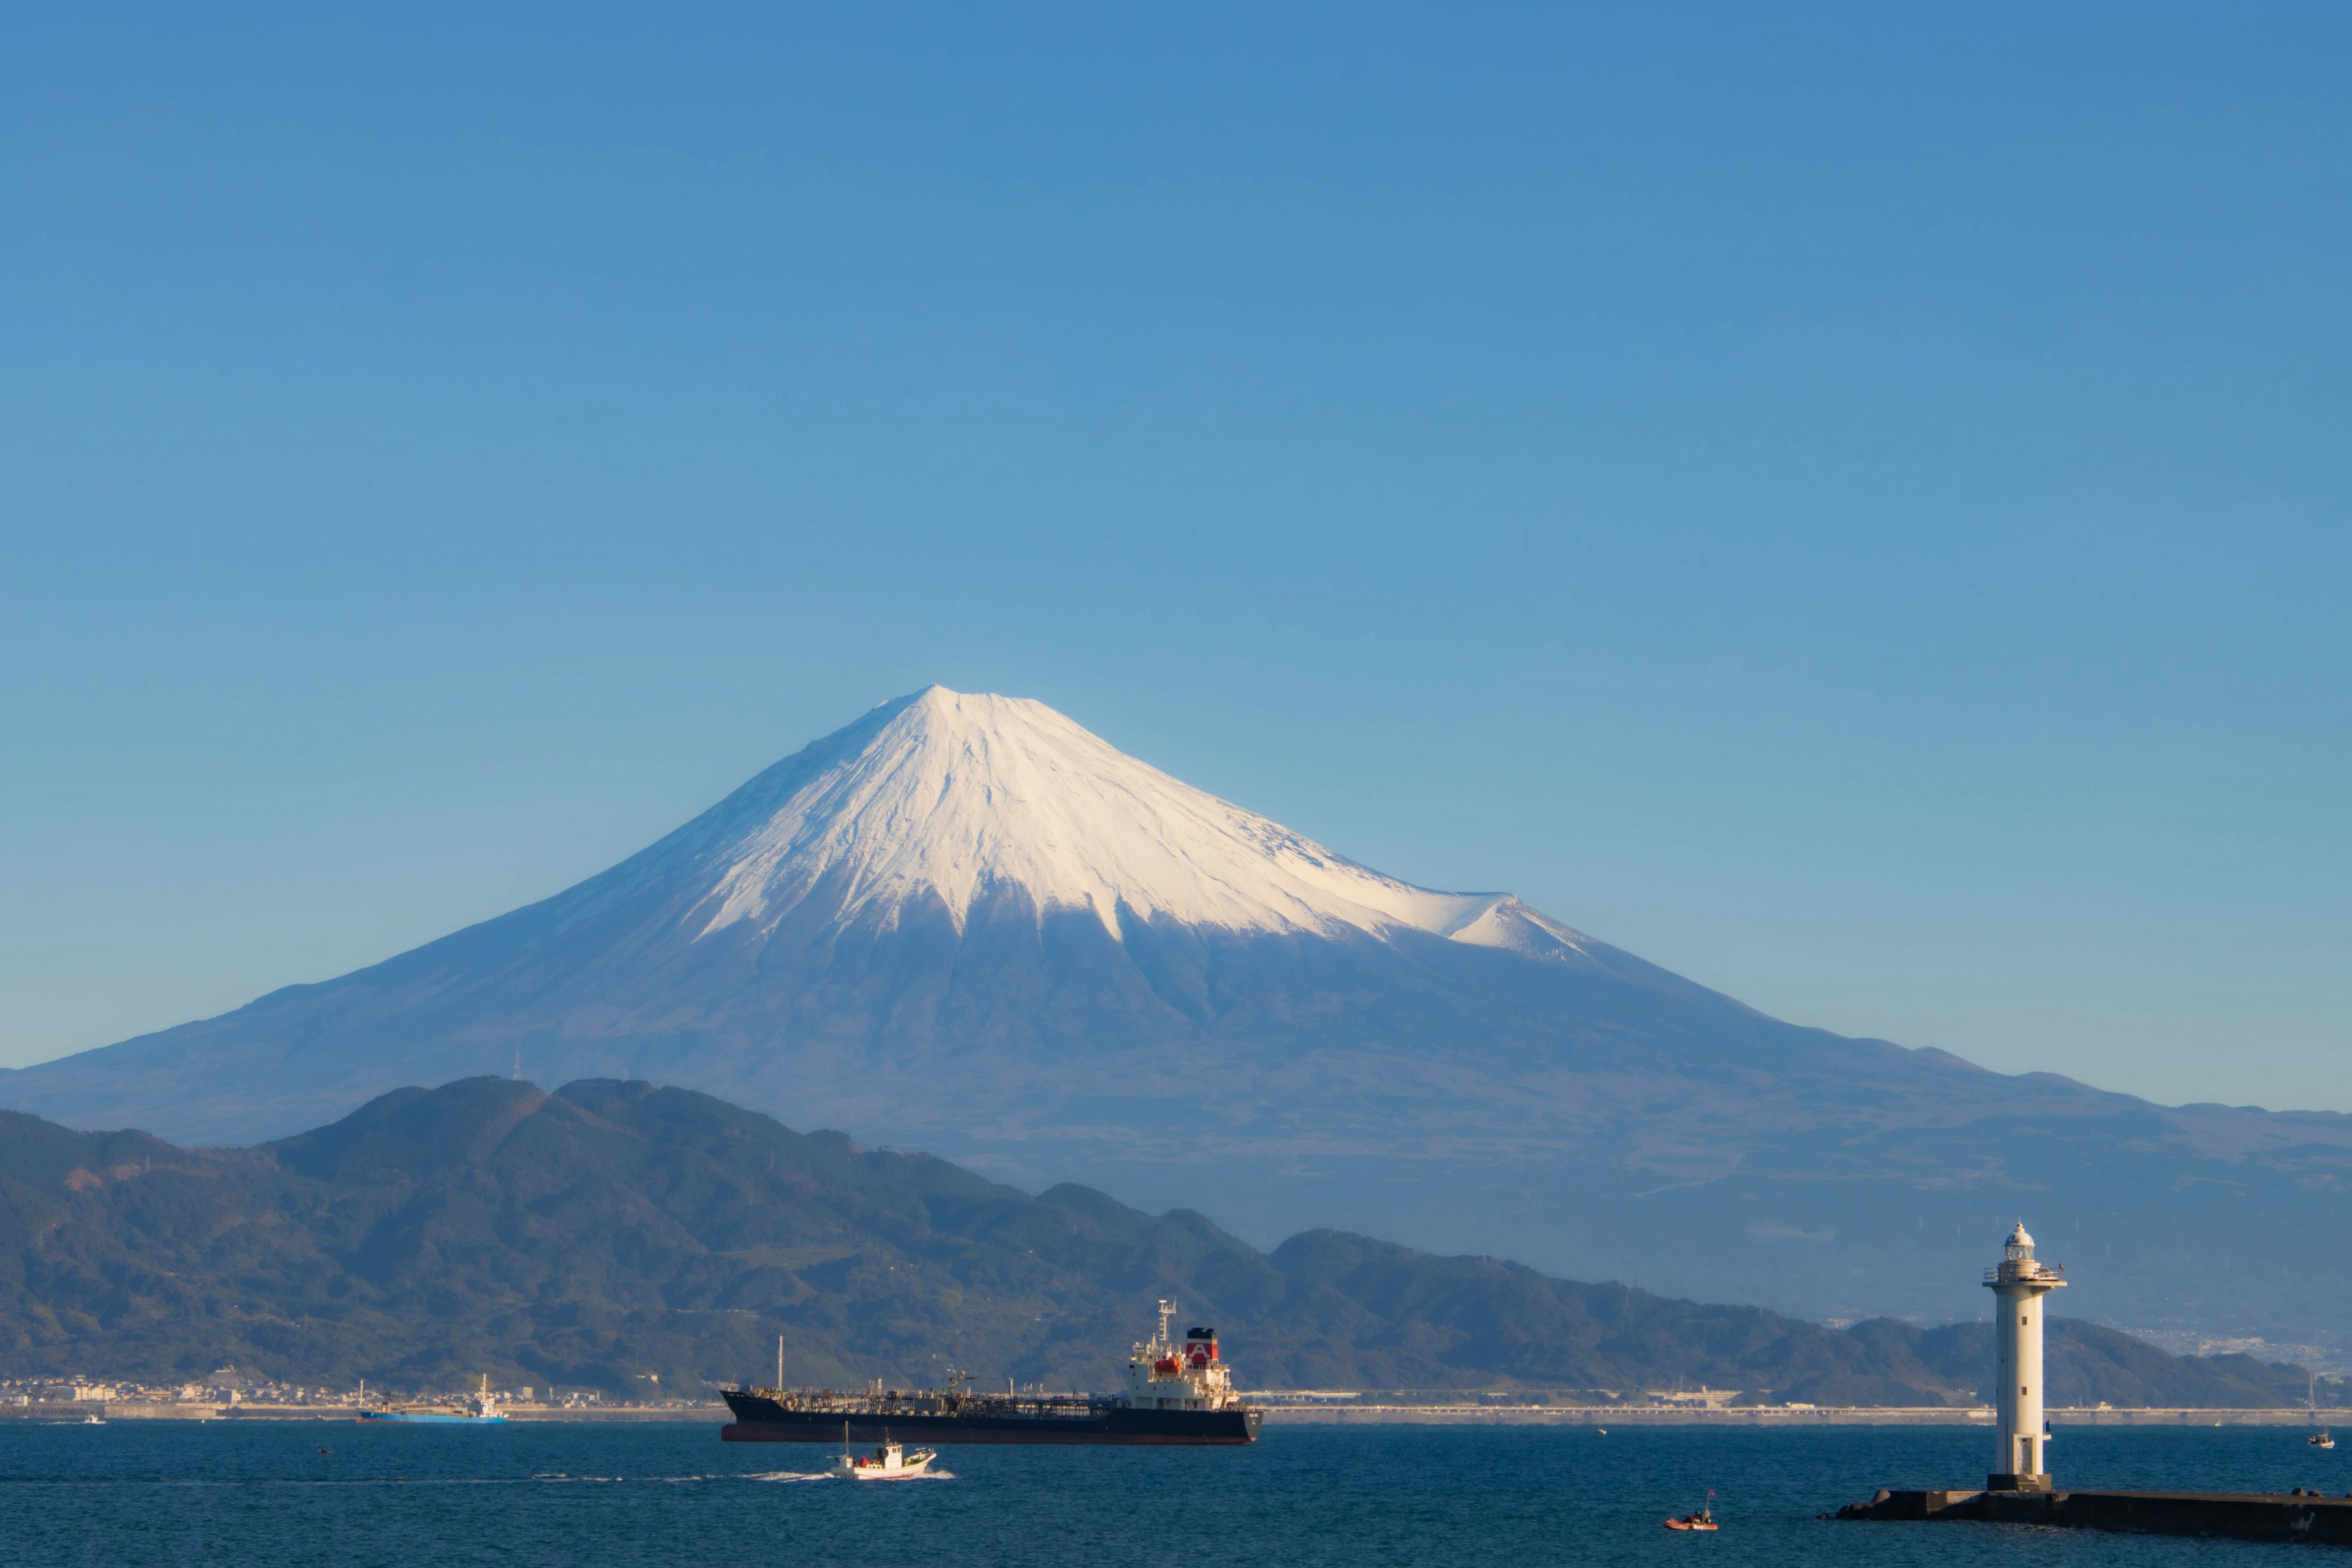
0, 1077, 2331, 1406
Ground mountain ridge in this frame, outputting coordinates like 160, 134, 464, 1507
4, 688, 2347, 1349
0, 1077, 2331, 1409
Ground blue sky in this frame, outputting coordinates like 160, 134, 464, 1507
3, 3, 2346, 1112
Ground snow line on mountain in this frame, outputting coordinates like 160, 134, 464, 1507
570, 685, 1594, 954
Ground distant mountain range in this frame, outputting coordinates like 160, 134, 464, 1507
0, 1077, 2332, 1408
4, 688, 2346, 1350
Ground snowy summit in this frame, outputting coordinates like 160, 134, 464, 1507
589, 685, 1591, 959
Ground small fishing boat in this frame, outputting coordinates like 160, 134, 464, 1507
2311, 1430, 2335, 1450
828, 1439, 937, 1480
1665, 1493, 1718, 1531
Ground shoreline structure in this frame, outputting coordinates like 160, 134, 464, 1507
5, 1398, 2342, 1427
0, 1400, 724, 1422
1265, 1404, 2350, 1428
1833, 1224, 2352, 1547
1264, 1402, 2351, 1428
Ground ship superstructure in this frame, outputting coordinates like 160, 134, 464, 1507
1126, 1300, 1245, 1414
719, 1301, 1260, 1446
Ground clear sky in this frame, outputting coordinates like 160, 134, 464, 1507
3, 4, 2346, 1113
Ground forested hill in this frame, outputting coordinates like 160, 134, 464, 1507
0, 1077, 2331, 1406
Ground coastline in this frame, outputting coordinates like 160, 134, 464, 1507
9, 1398, 2343, 1428
0, 1401, 725, 1423
1259, 1404, 2352, 1428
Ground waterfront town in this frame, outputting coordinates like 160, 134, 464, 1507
0, 1371, 693, 1419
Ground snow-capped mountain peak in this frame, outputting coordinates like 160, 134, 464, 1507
614, 686, 1586, 956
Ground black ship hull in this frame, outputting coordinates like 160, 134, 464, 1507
719, 1390, 1260, 1446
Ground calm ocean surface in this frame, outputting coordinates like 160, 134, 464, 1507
1, 1419, 2343, 1567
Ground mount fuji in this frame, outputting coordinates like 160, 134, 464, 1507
7, 687, 2348, 1346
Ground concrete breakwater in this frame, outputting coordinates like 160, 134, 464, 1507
1839, 1487, 2352, 1545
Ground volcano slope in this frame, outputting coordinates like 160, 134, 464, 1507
5, 688, 2348, 1348
0, 1077, 2332, 1408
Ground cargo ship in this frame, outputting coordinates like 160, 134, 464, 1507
720, 1302, 1261, 1446
356, 1376, 507, 1425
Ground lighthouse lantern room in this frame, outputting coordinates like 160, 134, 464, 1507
1983, 1220, 2065, 1492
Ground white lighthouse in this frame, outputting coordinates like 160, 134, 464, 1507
1985, 1219, 2065, 1491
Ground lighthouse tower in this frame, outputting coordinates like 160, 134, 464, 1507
1985, 1219, 2065, 1491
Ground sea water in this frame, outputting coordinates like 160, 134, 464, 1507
0, 1419, 2341, 1567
